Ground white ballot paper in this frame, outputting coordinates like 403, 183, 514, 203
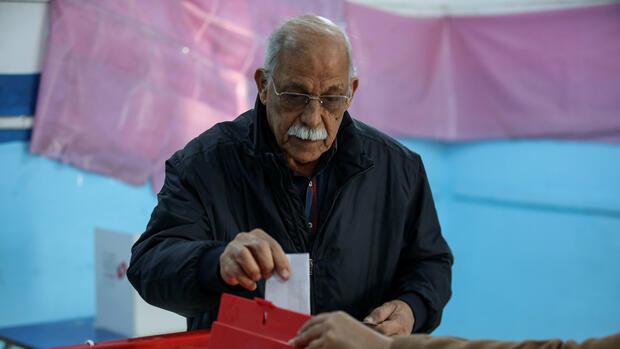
265, 253, 311, 315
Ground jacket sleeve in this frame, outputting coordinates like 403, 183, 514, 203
393, 157, 454, 333
127, 152, 229, 318
390, 332, 620, 349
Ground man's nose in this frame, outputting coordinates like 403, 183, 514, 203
300, 99, 323, 128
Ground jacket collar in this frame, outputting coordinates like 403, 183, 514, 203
252, 95, 281, 156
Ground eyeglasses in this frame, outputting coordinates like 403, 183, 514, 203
272, 83, 350, 113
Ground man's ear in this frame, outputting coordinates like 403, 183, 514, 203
254, 69, 269, 104
346, 77, 359, 109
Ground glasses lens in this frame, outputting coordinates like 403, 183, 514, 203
281, 94, 307, 110
321, 96, 347, 111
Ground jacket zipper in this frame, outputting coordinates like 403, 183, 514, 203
308, 164, 374, 314
269, 155, 308, 252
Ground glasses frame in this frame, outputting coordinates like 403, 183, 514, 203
271, 82, 350, 111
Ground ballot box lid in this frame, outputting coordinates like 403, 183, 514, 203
208, 294, 312, 349
216, 293, 311, 342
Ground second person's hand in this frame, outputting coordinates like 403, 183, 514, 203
289, 311, 393, 349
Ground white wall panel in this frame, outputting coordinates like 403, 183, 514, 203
347, 0, 619, 16
0, 1, 49, 73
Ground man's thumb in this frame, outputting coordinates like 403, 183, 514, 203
364, 302, 397, 324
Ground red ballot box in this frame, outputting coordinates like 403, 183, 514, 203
209, 293, 312, 348
54, 293, 311, 348
52, 330, 211, 349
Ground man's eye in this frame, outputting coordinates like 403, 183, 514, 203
322, 96, 341, 103
284, 94, 307, 104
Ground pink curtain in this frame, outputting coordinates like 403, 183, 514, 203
346, 2, 620, 141
31, 1, 620, 191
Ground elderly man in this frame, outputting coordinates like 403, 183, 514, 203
127, 15, 453, 335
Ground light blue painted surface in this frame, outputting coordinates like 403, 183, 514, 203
0, 141, 156, 328
1, 138, 619, 343
438, 199, 620, 340
428, 139, 620, 341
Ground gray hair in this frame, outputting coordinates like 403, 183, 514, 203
263, 15, 357, 87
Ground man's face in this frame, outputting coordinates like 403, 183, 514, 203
255, 36, 358, 173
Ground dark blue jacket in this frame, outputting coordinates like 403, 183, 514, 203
127, 97, 453, 333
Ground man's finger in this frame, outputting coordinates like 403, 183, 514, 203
237, 273, 257, 291
270, 240, 290, 280
220, 272, 238, 286
247, 229, 289, 279
219, 256, 240, 286
246, 240, 275, 279
364, 302, 397, 324
235, 247, 262, 281
220, 261, 257, 290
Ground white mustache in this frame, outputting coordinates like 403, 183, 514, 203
287, 124, 327, 141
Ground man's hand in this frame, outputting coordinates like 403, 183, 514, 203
289, 311, 393, 349
363, 300, 415, 336
219, 228, 290, 291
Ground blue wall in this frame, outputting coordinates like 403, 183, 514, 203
1, 137, 619, 341
420, 140, 620, 341
0, 141, 156, 328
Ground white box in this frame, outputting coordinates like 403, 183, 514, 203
95, 228, 187, 338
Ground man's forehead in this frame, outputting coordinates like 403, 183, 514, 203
274, 45, 349, 91
277, 28, 348, 65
